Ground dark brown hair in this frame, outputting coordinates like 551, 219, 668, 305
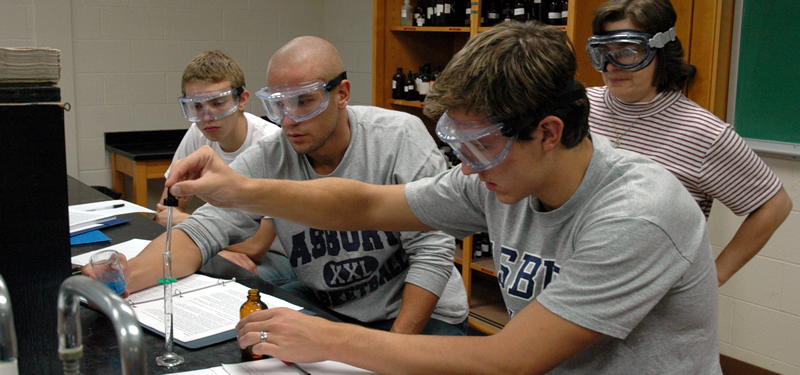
424, 21, 589, 148
592, 0, 695, 92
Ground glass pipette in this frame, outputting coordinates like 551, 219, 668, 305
155, 190, 185, 367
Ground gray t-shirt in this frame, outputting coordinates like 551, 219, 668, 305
406, 134, 721, 374
177, 106, 468, 324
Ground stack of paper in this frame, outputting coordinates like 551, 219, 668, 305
68, 209, 118, 235
173, 357, 377, 374
68, 200, 155, 235
0, 47, 61, 85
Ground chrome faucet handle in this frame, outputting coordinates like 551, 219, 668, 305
0, 273, 19, 372
58, 275, 146, 375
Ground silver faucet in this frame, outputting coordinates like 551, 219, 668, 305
0, 273, 18, 373
57, 275, 146, 375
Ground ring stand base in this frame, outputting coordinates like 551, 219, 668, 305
156, 352, 185, 367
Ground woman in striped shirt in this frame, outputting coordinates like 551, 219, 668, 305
585, 0, 792, 286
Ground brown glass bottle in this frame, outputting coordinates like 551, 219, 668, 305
418, 65, 431, 102
392, 67, 406, 100
405, 70, 418, 101
240, 289, 268, 361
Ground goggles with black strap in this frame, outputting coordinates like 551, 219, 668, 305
255, 72, 347, 124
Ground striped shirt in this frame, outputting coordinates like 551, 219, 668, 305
587, 86, 782, 218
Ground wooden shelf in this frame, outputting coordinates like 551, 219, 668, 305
454, 242, 463, 265
389, 26, 471, 32
470, 257, 496, 277
467, 271, 509, 335
477, 25, 566, 33
388, 99, 424, 108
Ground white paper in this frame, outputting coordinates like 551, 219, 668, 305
131, 275, 302, 345
296, 360, 377, 374
221, 358, 377, 375
69, 199, 155, 216
169, 367, 228, 375
127, 273, 224, 305
222, 358, 298, 374
126, 273, 303, 311
70, 238, 151, 266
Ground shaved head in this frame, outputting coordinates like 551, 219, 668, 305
267, 36, 344, 85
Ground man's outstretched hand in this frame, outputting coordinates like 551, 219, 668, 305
165, 145, 250, 208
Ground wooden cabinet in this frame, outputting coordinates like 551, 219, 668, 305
372, 0, 733, 335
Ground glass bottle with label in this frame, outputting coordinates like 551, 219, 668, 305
443, 0, 454, 26
561, 0, 568, 25
463, 0, 472, 26
418, 66, 431, 102
401, 0, 414, 26
435, 2, 443, 26
548, 0, 561, 25
502, 0, 512, 23
405, 70, 418, 101
426, 0, 435, 25
240, 289, 268, 361
513, 1, 527, 22
392, 67, 406, 100
485, 0, 499, 26
414, 2, 425, 26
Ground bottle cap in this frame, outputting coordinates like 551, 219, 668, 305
163, 190, 179, 207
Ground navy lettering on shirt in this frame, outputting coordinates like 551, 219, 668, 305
497, 245, 560, 309
316, 250, 410, 308
290, 230, 403, 267
287, 229, 411, 308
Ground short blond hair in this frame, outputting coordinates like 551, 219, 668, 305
181, 50, 245, 95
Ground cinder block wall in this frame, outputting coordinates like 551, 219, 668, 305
0, 0, 373, 207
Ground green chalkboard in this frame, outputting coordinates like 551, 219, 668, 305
734, 0, 800, 145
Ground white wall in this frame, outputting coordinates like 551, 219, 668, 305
2, 1, 799, 374
712, 155, 800, 374
0, 0, 372, 194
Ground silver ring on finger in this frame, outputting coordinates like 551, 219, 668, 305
260, 330, 268, 342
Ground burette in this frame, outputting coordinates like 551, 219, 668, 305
155, 190, 185, 367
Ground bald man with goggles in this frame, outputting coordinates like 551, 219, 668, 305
123, 36, 470, 338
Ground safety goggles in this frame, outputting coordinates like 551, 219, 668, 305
178, 87, 243, 122
255, 72, 347, 124
436, 111, 518, 172
586, 27, 676, 72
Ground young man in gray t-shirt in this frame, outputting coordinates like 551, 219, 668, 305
165, 23, 721, 374
113, 36, 469, 336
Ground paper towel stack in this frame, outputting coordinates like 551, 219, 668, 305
0, 47, 61, 85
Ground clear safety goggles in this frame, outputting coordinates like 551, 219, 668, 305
586, 27, 676, 72
178, 87, 243, 122
436, 111, 518, 172
255, 72, 347, 124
